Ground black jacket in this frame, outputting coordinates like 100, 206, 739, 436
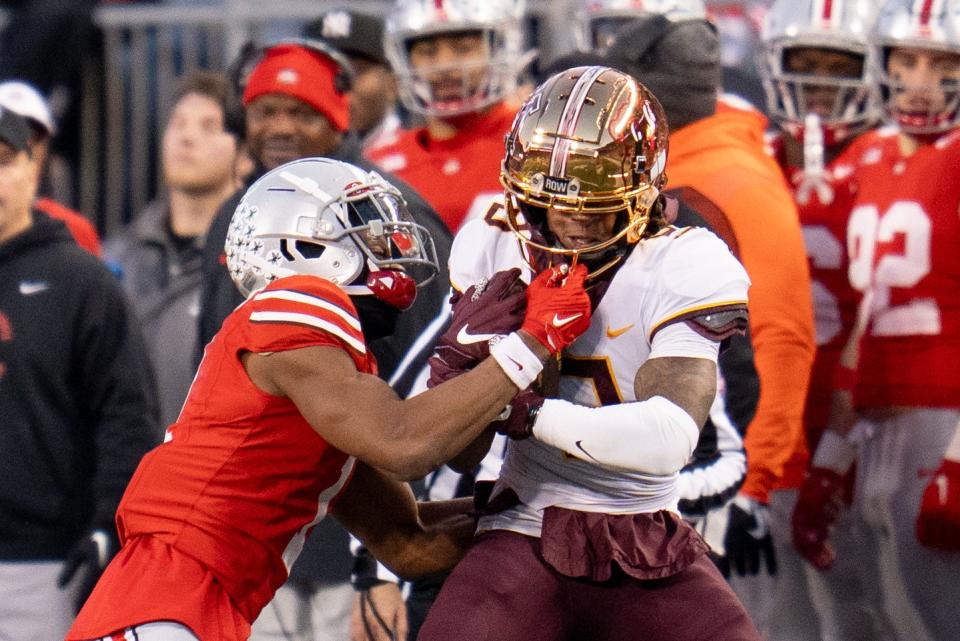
0, 213, 159, 559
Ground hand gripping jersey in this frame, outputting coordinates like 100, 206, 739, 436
768, 132, 865, 488
453, 207, 750, 537
848, 127, 960, 408
68, 275, 375, 641
365, 102, 517, 233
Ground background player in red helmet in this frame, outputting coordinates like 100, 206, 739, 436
367, 0, 533, 232
793, 2, 960, 640
65, 158, 593, 641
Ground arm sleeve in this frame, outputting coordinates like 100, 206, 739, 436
77, 267, 161, 531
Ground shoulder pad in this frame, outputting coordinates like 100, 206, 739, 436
243, 275, 367, 357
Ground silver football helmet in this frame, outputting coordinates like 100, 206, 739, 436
872, 0, 960, 134
226, 158, 438, 300
759, 0, 882, 143
574, 0, 708, 52
384, 0, 530, 117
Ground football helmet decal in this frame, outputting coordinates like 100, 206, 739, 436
226, 158, 438, 308
759, 0, 882, 144
501, 65, 668, 278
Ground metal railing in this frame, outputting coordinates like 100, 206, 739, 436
77, 0, 571, 236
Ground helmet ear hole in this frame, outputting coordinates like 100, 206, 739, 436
295, 241, 327, 260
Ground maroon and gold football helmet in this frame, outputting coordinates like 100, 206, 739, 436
501, 65, 669, 278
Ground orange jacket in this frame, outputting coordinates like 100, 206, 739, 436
35, 197, 102, 257
666, 109, 815, 503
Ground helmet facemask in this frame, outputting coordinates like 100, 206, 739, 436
878, 46, 960, 135
226, 159, 439, 306
500, 65, 669, 281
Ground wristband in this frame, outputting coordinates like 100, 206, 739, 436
490, 332, 544, 390
833, 365, 858, 392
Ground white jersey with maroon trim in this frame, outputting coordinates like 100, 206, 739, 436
449, 206, 750, 537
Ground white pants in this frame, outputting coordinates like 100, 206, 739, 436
249, 581, 353, 641
87, 621, 200, 640
853, 410, 960, 641
0, 560, 81, 641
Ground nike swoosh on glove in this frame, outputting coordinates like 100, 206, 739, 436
57, 528, 117, 613
721, 495, 777, 577
916, 459, 960, 551
490, 388, 544, 440
521, 264, 592, 354
428, 268, 527, 388
792, 467, 846, 571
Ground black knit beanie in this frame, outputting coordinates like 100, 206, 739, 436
606, 15, 721, 131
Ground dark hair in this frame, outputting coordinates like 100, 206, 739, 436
171, 70, 232, 121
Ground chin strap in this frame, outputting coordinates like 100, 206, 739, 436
795, 112, 835, 207
365, 269, 417, 310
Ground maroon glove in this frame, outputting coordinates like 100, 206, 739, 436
792, 467, 846, 570
916, 459, 960, 551
521, 264, 592, 354
427, 269, 526, 388
490, 389, 544, 440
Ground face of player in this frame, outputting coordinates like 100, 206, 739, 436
245, 93, 341, 171
783, 46, 864, 118
0, 142, 38, 244
163, 92, 238, 194
349, 57, 397, 136
886, 47, 960, 122
545, 207, 619, 251
408, 31, 491, 110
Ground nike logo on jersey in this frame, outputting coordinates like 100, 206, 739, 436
456, 325, 500, 345
606, 323, 635, 339
574, 440, 600, 463
19, 281, 49, 296
552, 313, 582, 328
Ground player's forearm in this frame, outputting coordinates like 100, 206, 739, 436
378, 332, 550, 480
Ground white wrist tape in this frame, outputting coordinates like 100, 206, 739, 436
531, 396, 699, 475
490, 332, 543, 390
812, 430, 858, 474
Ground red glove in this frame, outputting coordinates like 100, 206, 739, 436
490, 389, 544, 440
792, 467, 846, 570
521, 264, 592, 354
916, 459, 960, 551
428, 268, 526, 388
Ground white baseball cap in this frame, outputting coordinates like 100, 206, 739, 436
0, 81, 56, 137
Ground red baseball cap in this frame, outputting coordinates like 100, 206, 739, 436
242, 44, 350, 132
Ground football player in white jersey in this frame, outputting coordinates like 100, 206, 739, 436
416, 65, 759, 641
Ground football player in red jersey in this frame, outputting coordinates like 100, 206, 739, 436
366, 0, 532, 232
755, 2, 892, 640
793, 2, 960, 640
64, 158, 593, 641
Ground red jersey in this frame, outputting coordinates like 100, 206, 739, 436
35, 197, 102, 256
848, 127, 960, 408
366, 102, 516, 232
68, 275, 376, 640
768, 133, 864, 488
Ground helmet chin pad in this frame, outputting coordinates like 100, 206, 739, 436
366, 269, 417, 311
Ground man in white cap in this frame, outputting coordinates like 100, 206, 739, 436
0, 80, 101, 256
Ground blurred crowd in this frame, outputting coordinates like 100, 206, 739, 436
1, 1, 958, 641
